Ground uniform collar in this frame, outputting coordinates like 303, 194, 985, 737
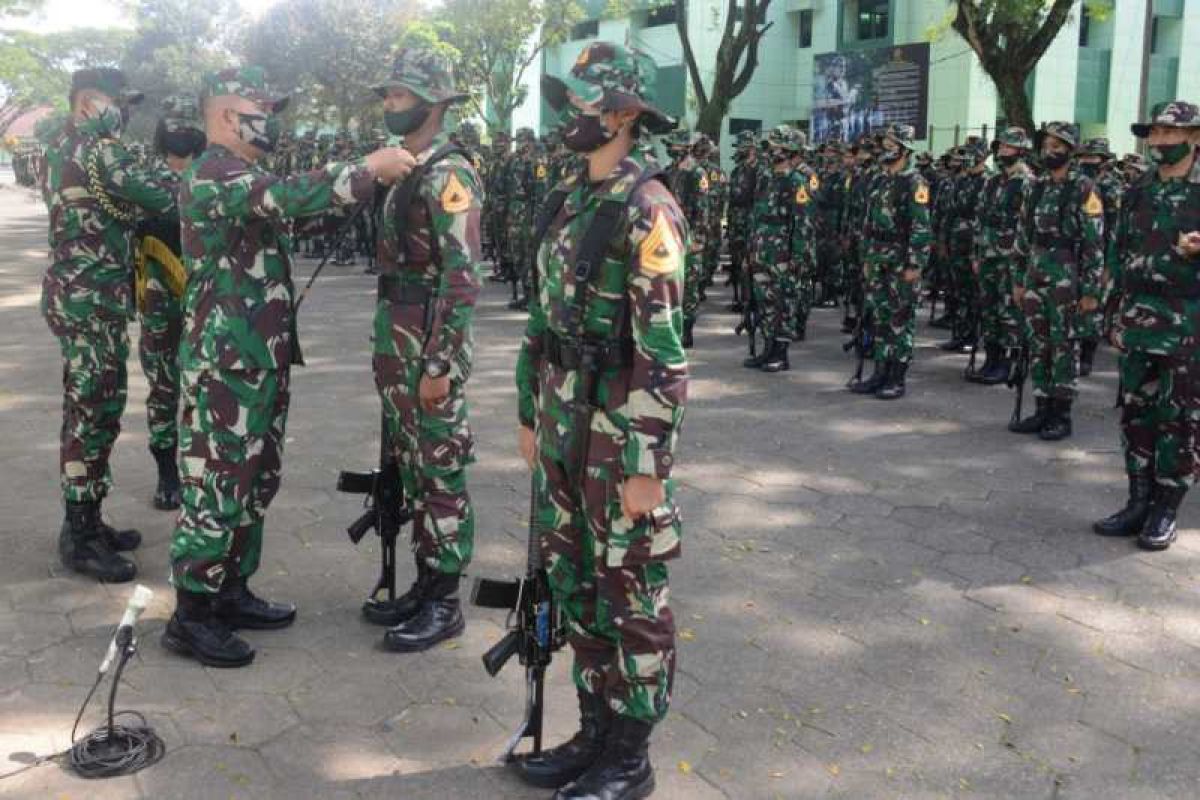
413, 131, 451, 165
563, 150, 648, 216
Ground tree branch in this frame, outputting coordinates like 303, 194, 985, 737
675, 0, 708, 109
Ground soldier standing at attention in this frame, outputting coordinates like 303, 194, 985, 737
135, 94, 208, 511
162, 66, 414, 668
367, 48, 484, 651
1010, 122, 1104, 441
848, 124, 931, 400
515, 42, 687, 800
726, 130, 758, 313
1095, 101, 1200, 551
1073, 137, 1123, 377
41, 68, 178, 583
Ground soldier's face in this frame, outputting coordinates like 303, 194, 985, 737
383, 86, 419, 113
1147, 125, 1196, 147
1041, 137, 1070, 159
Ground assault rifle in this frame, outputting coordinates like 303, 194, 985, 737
1007, 345, 1030, 428
843, 298, 874, 387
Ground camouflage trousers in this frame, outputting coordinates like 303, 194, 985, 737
374, 355, 475, 575
682, 250, 703, 325
978, 257, 1020, 350
726, 210, 750, 286
506, 205, 534, 295
756, 257, 795, 343
1020, 283, 1077, 401
702, 224, 721, 280
1119, 352, 1200, 489
45, 312, 129, 504
792, 257, 816, 335
170, 368, 290, 594
534, 450, 678, 724
866, 260, 919, 364
137, 271, 182, 452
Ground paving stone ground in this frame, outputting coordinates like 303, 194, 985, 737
1, 172, 1199, 800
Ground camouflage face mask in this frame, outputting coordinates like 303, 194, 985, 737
236, 112, 281, 154
93, 101, 126, 138
1148, 141, 1193, 167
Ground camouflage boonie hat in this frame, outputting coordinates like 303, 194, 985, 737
1120, 152, 1150, 173
160, 94, 202, 133
734, 130, 757, 149
202, 66, 289, 113
373, 47, 467, 104
541, 41, 675, 134
915, 151, 933, 167
1037, 121, 1080, 150
767, 125, 799, 152
995, 125, 1032, 150
515, 126, 536, 143
1131, 100, 1200, 138
71, 67, 143, 106
1078, 137, 1113, 159
664, 129, 690, 149
456, 121, 480, 146
881, 123, 916, 151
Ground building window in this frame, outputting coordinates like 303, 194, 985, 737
799, 9, 813, 48
646, 4, 677, 27
570, 19, 598, 40
729, 118, 762, 136
1151, 16, 1159, 53
856, 0, 888, 42
1079, 5, 1091, 47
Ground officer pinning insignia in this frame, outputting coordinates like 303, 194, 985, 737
640, 209, 684, 275
441, 171, 472, 213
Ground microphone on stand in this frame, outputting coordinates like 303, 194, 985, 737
98, 584, 153, 675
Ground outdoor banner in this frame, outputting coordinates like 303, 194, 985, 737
811, 43, 930, 143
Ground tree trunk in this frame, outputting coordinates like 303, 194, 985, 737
989, 68, 1035, 134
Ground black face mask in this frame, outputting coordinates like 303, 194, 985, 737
879, 145, 904, 165
162, 129, 207, 159
1042, 150, 1070, 170
995, 153, 1018, 169
561, 108, 615, 153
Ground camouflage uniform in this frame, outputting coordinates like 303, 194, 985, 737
40, 69, 177, 507
484, 133, 511, 270
790, 140, 821, 342
696, 135, 725, 286
970, 127, 1033, 384
504, 128, 542, 308
169, 67, 377, 595
670, 132, 710, 343
371, 50, 483, 582
943, 145, 989, 350
1012, 122, 1104, 439
725, 131, 758, 311
850, 124, 932, 399
1074, 137, 1123, 375
527, 42, 686, 733
1096, 101, 1200, 550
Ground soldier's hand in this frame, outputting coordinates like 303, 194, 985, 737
518, 425, 537, 470
418, 374, 450, 412
1179, 231, 1200, 257
971, 260, 980, 276
366, 147, 416, 185
902, 269, 919, 284
1013, 285, 1026, 305
1078, 296, 1099, 314
621, 475, 665, 521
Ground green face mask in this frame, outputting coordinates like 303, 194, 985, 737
385, 103, 431, 136
93, 102, 125, 138
1149, 141, 1193, 166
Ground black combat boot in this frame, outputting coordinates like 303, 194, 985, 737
1093, 475, 1154, 537
150, 445, 181, 510
59, 501, 137, 583
849, 361, 887, 395
979, 346, 1010, 385
1009, 397, 1050, 434
162, 589, 255, 668
1138, 485, 1187, 551
554, 716, 655, 800
930, 313, 953, 330
793, 317, 807, 342
514, 690, 612, 788
363, 555, 431, 626
681, 319, 694, 349
840, 315, 857, 334
1078, 339, 1099, 377
1038, 398, 1073, 441
382, 572, 465, 652
214, 574, 296, 630
742, 345, 769, 369
761, 340, 790, 373
967, 344, 998, 383
876, 361, 909, 400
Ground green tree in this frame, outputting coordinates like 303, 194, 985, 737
1, 27, 129, 130
946, 0, 1110, 133
674, 0, 774, 142
433, 0, 583, 136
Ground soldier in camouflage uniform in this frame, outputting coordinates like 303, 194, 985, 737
968, 126, 1033, 386
135, 94, 208, 512
515, 42, 685, 799
941, 142, 990, 355
1074, 137, 1122, 377
504, 127, 542, 310
788, 132, 821, 343
840, 136, 879, 333
848, 124, 931, 400
670, 131, 709, 347
694, 133, 725, 292
162, 66, 413, 667
1009, 122, 1104, 441
484, 130, 511, 273
725, 130, 758, 313
41, 68, 178, 583
366, 48, 484, 651
1094, 101, 1200, 551
815, 140, 847, 308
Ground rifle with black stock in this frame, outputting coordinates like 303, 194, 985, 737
843, 293, 873, 386
1007, 342, 1030, 428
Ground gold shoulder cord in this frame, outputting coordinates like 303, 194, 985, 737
86, 143, 137, 224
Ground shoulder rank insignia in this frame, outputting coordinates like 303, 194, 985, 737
698, 173, 710, 192
1083, 191, 1102, 216
795, 186, 810, 205
441, 172, 472, 214
711, 170, 721, 183
639, 209, 683, 276
809, 173, 820, 191
536, 163, 547, 180
914, 184, 930, 205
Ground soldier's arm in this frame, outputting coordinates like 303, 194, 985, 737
514, 259, 547, 429
98, 140, 177, 215
619, 182, 689, 480
907, 177, 933, 274
237, 160, 376, 221
1077, 181, 1105, 301
422, 161, 484, 375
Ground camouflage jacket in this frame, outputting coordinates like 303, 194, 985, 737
41, 116, 177, 322
178, 143, 375, 371
672, 156, 710, 251
515, 152, 689, 481
727, 159, 758, 213
374, 131, 484, 375
702, 159, 727, 234
1112, 158, 1200, 356
841, 165, 879, 240
861, 164, 932, 273
950, 170, 989, 256
974, 165, 1032, 261
1015, 171, 1104, 300
504, 150, 542, 214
